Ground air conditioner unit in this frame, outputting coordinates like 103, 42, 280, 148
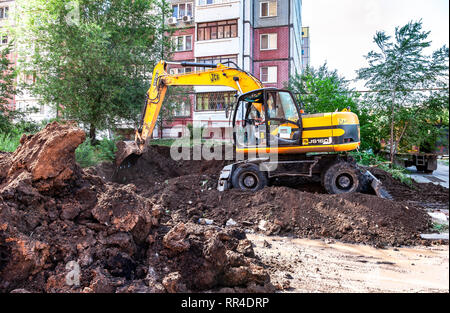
182, 15, 193, 23
168, 17, 178, 25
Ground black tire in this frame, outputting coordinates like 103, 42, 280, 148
416, 165, 433, 174
322, 162, 360, 195
232, 164, 268, 192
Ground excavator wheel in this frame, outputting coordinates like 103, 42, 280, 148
322, 162, 360, 195
232, 164, 268, 192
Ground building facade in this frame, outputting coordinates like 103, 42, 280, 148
2, 0, 304, 138
301, 26, 310, 70
162, 0, 303, 139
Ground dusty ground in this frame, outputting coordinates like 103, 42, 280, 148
248, 234, 449, 293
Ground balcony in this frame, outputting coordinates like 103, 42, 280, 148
195, 37, 239, 58
195, 0, 240, 23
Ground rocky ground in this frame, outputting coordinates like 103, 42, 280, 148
0, 122, 448, 293
0, 123, 273, 293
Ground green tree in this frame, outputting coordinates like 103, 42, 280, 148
0, 43, 17, 133
357, 20, 449, 164
288, 63, 359, 113
288, 63, 380, 150
14, 0, 173, 142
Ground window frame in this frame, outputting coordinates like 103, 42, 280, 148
196, 55, 238, 70
172, 2, 193, 19
260, 1, 277, 18
260, 66, 278, 83
0, 6, 9, 19
197, 19, 238, 41
197, 0, 220, 6
260, 33, 278, 51
1, 35, 8, 45
195, 91, 236, 112
173, 35, 193, 52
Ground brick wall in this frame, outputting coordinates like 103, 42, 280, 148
253, 60, 290, 89
253, 26, 290, 61
171, 27, 195, 61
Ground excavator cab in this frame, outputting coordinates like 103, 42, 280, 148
234, 88, 302, 150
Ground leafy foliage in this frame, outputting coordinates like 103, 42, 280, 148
287, 63, 380, 150
14, 0, 174, 142
75, 137, 118, 168
0, 133, 21, 152
0, 43, 18, 133
357, 20, 449, 163
351, 150, 413, 186
288, 63, 359, 113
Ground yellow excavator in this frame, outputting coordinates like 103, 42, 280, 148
116, 60, 389, 198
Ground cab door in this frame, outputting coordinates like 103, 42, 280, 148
264, 90, 302, 147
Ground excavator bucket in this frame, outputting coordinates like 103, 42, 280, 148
115, 140, 144, 169
362, 170, 393, 200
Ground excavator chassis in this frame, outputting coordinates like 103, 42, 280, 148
217, 153, 392, 199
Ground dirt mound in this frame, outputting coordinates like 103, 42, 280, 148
97, 146, 437, 247
89, 145, 228, 195
0, 123, 272, 293
148, 174, 432, 247
370, 167, 449, 208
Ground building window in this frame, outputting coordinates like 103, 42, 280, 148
196, 55, 238, 70
196, 92, 235, 111
169, 67, 193, 75
1, 35, 8, 45
174, 101, 191, 117
260, 66, 277, 83
197, 20, 237, 41
173, 35, 192, 52
172, 3, 193, 19
0, 7, 9, 19
260, 1, 277, 18
198, 0, 222, 5
260, 33, 277, 50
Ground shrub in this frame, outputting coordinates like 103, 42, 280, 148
351, 150, 413, 186
96, 138, 117, 162
0, 133, 21, 152
75, 138, 97, 168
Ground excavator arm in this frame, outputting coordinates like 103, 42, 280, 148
116, 60, 263, 166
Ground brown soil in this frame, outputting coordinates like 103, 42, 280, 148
370, 167, 449, 209
90, 146, 448, 248
1, 125, 447, 293
0, 123, 273, 293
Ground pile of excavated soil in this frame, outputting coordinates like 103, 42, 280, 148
148, 176, 431, 247
93, 146, 444, 248
370, 167, 449, 208
0, 122, 273, 293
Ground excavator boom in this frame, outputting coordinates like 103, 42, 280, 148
116, 60, 263, 167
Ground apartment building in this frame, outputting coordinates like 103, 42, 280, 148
163, 0, 303, 139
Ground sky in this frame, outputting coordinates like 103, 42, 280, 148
302, 0, 450, 89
